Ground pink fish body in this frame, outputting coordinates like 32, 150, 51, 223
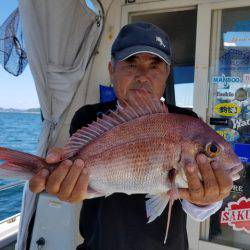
0, 92, 243, 243
64, 98, 241, 196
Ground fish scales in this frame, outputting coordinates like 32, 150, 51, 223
86, 138, 173, 194
80, 114, 181, 159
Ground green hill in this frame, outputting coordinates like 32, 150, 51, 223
0, 107, 40, 113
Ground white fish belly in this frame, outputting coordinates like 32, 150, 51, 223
89, 164, 169, 195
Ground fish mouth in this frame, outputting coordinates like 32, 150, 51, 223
226, 162, 244, 177
176, 161, 244, 187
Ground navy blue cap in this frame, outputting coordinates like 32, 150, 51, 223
111, 22, 171, 65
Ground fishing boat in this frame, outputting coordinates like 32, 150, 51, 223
0, 0, 249, 249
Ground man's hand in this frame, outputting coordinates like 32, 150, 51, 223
29, 147, 89, 203
178, 154, 234, 206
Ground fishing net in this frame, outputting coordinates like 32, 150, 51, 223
0, 8, 28, 76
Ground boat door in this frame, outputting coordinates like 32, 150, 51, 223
124, 6, 197, 109
121, 1, 250, 249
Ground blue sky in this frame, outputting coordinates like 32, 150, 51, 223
0, 0, 39, 109
0, 0, 95, 109
0, 1, 193, 109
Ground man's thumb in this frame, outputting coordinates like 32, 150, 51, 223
178, 188, 191, 201
46, 147, 63, 163
29, 169, 49, 193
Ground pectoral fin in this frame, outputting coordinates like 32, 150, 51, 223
145, 193, 176, 244
145, 193, 169, 223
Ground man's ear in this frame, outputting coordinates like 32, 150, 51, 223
108, 61, 114, 74
166, 65, 171, 78
108, 61, 114, 82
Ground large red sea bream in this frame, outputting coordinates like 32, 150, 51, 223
0, 92, 243, 243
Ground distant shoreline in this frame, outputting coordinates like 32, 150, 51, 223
0, 108, 40, 114
0, 111, 40, 114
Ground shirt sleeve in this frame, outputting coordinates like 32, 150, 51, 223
181, 200, 223, 221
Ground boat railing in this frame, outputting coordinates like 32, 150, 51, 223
0, 181, 25, 193
0, 181, 24, 249
0, 213, 20, 227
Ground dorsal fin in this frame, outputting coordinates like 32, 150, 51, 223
62, 90, 168, 159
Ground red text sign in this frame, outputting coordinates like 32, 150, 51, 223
221, 197, 250, 233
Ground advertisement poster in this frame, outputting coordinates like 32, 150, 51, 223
210, 32, 250, 236
221, 197, 250, 234
208, 14, 250, 249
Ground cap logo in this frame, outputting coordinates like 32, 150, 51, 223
156, 36, 166, 47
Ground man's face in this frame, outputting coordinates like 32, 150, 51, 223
108, 53, 170, 103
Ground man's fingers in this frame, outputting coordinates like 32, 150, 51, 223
46, 160, 72, 194
178, 188, 191, 201
197, 154, 219, 199
57, 159, 85, 201
211, 161, 233, 197
29, 169, 50, 193
67, 172, 89, 203
184, 162, 204, 201
178, 188, 211, 206
46, 147, 64, 163
181, 154, 234, 206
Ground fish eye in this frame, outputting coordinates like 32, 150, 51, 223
205, 142, 221, 158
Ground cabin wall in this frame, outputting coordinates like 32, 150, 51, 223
85, 0, 124, 105
83, 0, 232, 106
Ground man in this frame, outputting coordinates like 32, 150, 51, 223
29, 22, 233, 249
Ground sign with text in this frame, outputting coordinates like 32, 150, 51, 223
214, 103, 241, 117
212, 75, 241, 88
217, 89, 235, 101
221, 197, 250, 233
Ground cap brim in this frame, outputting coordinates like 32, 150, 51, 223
114, 45, 171, 65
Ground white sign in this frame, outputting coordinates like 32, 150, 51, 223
217, 89, 235, 100
243, 74, 250, 85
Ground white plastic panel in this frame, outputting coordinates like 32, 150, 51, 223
30, 193, 82, 250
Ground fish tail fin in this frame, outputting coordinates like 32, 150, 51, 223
0, 147, 48, 180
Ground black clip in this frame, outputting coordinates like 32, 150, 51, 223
36, 237, 45, 246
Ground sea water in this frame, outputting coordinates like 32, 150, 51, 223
0, 112, 41, 221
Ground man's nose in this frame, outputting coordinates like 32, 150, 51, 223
135, 68, 149, 83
